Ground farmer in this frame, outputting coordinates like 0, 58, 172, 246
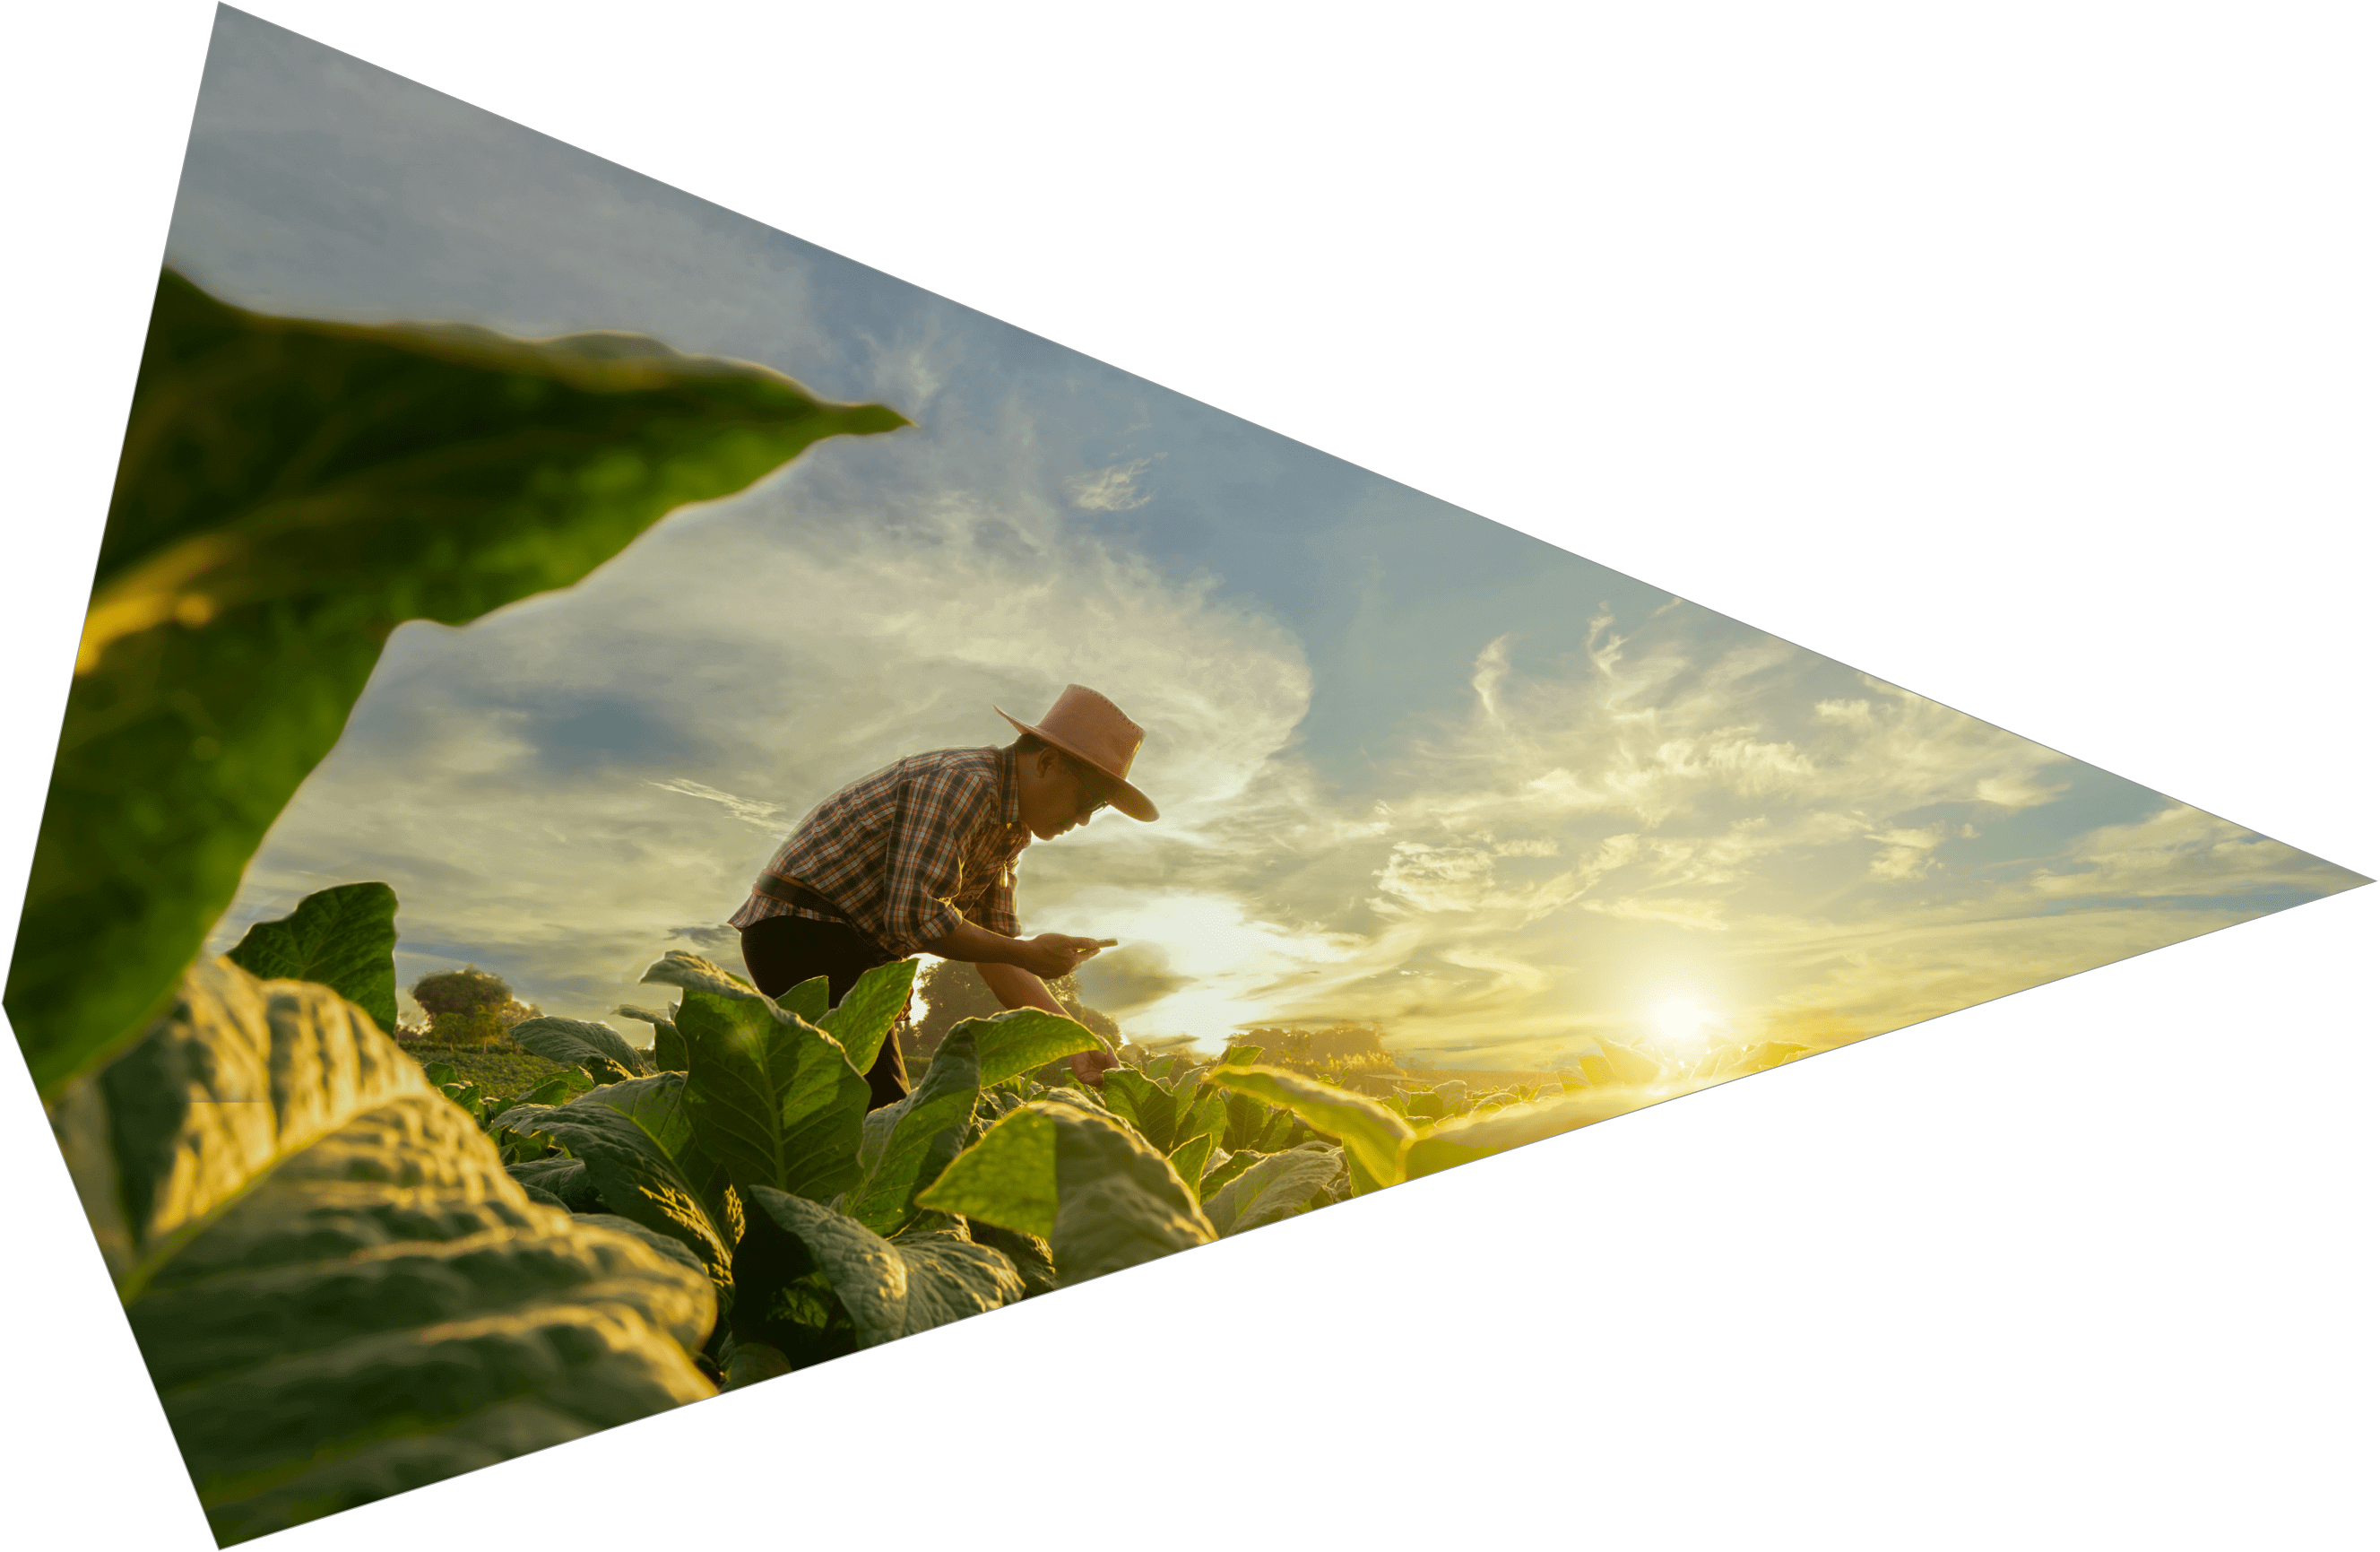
727, 683, 1157, 1108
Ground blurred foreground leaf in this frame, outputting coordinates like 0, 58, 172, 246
8, 270, 904, 1096
1400, 1083, 1681, 1180
1205, 1065, 1412, 1187
48, 958, 714, 1545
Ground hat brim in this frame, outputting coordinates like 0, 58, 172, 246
997, 707, 1159, 821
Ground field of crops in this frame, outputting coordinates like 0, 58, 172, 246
17, 273, 1817, 1545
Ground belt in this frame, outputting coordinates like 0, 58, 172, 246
749, 872, 898, 960
751, 871, 851, 919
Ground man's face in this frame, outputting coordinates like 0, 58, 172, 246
1019, 749, 1108, 841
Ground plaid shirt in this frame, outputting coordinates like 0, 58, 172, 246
728, 745, 1030, 956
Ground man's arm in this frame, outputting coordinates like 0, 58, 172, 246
915, 921, 1120, 1088
974, 958, 1121, 1088
916, 917, 1100, 980
974, 959, 1069, 1019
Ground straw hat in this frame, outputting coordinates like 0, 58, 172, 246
995, 684, 1159, 822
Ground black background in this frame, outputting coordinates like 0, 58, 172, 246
13, 5, 2360, 1542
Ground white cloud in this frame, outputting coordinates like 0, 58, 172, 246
1865, 823, 1946, 881
1470, 634, 1512, 722
647, 778, 788, 830
1063, 457, 1157, 511
1579, 896, 1732, 932
2029, 804, 2353, 899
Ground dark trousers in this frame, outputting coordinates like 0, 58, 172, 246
739, 913, 910, 1110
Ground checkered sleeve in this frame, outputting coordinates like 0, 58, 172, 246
880, 761, 997, 954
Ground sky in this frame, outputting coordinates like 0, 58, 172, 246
173, 8, 2364, 1071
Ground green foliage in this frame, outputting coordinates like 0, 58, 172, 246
905, 956, 1117, 1062
405, 1044, 576, 1097
1201, 1144, 1345, 1236
844, 1027, 982, 1236
960, 1006, 1106, 1087
1401, 1085, 1674, 1180
428, 1008, 506, 1046
47, 958, 715, 1545
45, 821, 1749, 1543
723, 1190, 1023, 1380
510, 1014, 647, 1084
5, 268, 905, 1097
644, 952, 870, 1202
410, 965, 513, 1017
616, 1002, 684, 1070
221, 880, 398, 1032
815, 957, 919, 1075
1227, 1024, 1400, 1094
1205, 1064, 1413, 1188
1240, 1019, 1392, 1065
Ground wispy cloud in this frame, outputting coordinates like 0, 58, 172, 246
1064, 456, 1158, 511
2028, 804, 2335, 899
1470, 634, 1512, 723
647, 778, 788, 831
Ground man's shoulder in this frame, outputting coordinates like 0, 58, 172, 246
899, 745, 1005, 788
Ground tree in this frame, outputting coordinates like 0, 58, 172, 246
410, 965, 511, 1016
409, 965, 516, 1048
1235, 1020, 1397, 1080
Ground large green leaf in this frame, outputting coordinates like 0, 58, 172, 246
506, 1013, 647, 1085
918, 1100, 1219, 1283
487, 1097, 731, 1297
1401, 1085, 1675, 1180
7, 269, 906, 1098
958, 1007, 1104, 1088
221, 880, 398, 1034
644, 951, 868, 1201
541, 1071, 700, 1158
1206, 1065, 1414, 1187
616, 1003, 685, 1071
817, 958, 919, 1076
913, 1105, 1059, 1236
1098, 1065, 1181, 1153
1199, 1148, 1259, 1202
743, 1187, 1023, 1348
1166, 1133, 1216, 1194
1048, 1105, 1216, 1286
1216, 1086, 1284, 1153
1202, 1145, 1344, 1236
845, 1028, 981, 1236
1181, 1085, 1227, 1149
774, 975, 832, 1025
509, 1016, 647, 1083
508, 1156, 603, 1213
48, 958, 714, 1545
963, 1220, 1058, 1299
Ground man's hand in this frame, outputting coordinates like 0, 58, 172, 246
1010, 932, 1105, 980
1069, 1047, 1121, 1089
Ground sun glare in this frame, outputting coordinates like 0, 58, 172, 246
1649, 996, 1717, 1050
